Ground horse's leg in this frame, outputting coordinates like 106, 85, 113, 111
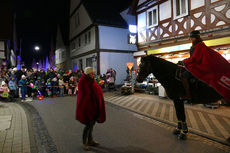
173, 98, 188, 140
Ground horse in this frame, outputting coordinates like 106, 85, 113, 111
136, 55, 223, 139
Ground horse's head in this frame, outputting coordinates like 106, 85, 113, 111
136, 56, 153, 83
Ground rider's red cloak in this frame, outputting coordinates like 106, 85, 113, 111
76, 73, 106, 125
183, 42, 230, 102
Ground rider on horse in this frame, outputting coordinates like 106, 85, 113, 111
179, 30, 230, 102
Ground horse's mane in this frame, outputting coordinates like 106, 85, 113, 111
147, 55, 177, 76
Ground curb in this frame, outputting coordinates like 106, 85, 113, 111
19, 102, 58, 153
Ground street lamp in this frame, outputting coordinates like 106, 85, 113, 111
35, 46, 40, 51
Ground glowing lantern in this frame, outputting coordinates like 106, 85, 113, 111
126, 62, 134, 76
126, 62, 134, 70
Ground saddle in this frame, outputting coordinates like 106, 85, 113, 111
175, 66, 184, 81
175, 66, 196, 84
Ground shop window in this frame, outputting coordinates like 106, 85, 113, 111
147, 6, 158, 28
173, 0, 188, 19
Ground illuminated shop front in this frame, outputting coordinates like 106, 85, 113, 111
147, 36, 230, 63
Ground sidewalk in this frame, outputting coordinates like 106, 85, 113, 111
103, 91, 230, 145
0, 102, 30, 153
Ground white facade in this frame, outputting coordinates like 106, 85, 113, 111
99, 26, 137, 51
100, 52, 136, 85
69, 0, 137, 85
71, 27, 96, 57
55, 26, 68, 67
69, 5, 92, 40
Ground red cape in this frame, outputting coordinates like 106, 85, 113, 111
183, 42, 230, 102
76, 74, 106, 125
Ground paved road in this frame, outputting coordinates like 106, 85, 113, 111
29, 96, 230, 153
103, 92, 230, 144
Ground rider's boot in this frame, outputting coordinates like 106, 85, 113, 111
181, 78, 192, 101
173, 121, 182, 135
182, 122, 188, 133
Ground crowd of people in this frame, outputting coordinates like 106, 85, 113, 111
0, 65, 116, 102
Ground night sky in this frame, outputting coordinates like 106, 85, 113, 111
13, 0, 133, 67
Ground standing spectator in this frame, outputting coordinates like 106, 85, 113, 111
76, 67, 106, 151
59, 78, 64, 97
68, 76, 75, 95
51, 77, 58, 97
8, 77, 18, 98
19, 75, 28, 101
47, 68, 56, 80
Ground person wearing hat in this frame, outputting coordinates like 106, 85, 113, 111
19, 75, 28, 101
76, 67, 106, 151
179, 30, 230, 102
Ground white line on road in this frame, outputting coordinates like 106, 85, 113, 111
197, 112, 214, 135
151, 103, 159, 117
187, 109, 199, 130
208, 114, 230, 139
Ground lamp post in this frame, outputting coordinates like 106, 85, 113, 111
34, 46, 40, 69
36, 62, 39, 70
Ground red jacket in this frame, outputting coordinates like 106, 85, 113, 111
183, 42, 230, 102
76, 73, 106, 124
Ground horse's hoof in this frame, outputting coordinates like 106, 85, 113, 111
173, 128, 181, 135
178, 133, 187, 140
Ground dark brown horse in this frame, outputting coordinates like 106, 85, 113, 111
136, 55, 223, 139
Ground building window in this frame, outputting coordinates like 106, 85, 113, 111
88, 31, 91, 43
75, 13, 80, 28
86, 57, 93, 67
71, 42, 75, 50
85, 33, 87, 45
78, 37, 81, 47
61, 51, 65, 59
173, 0, 188, 19
79, 59, 83, 70
147, 6, 158, 28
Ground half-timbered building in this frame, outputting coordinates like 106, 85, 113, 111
132, 0, 230, 64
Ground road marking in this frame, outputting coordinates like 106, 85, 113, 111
106, 95, 118, 101
160, 104, 166, 119
125, 98, 139, 108
143, 102, 152, 114
117, 96, 132, 105
136, 101, 146, 112
169, 105, 174, 122
223, 117, 230, 128
111, 96, 127, 104
130, 99, 142, 109
187, 109, 199, 130
151, 103, 159, 117
197, 112, 214, 135
122, 98, 136, 107
208, 114, 230, 139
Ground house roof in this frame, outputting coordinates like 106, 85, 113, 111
82, 0, 128, 28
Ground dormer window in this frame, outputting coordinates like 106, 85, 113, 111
147, 6, 158, 28
173, 0, 188, 19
